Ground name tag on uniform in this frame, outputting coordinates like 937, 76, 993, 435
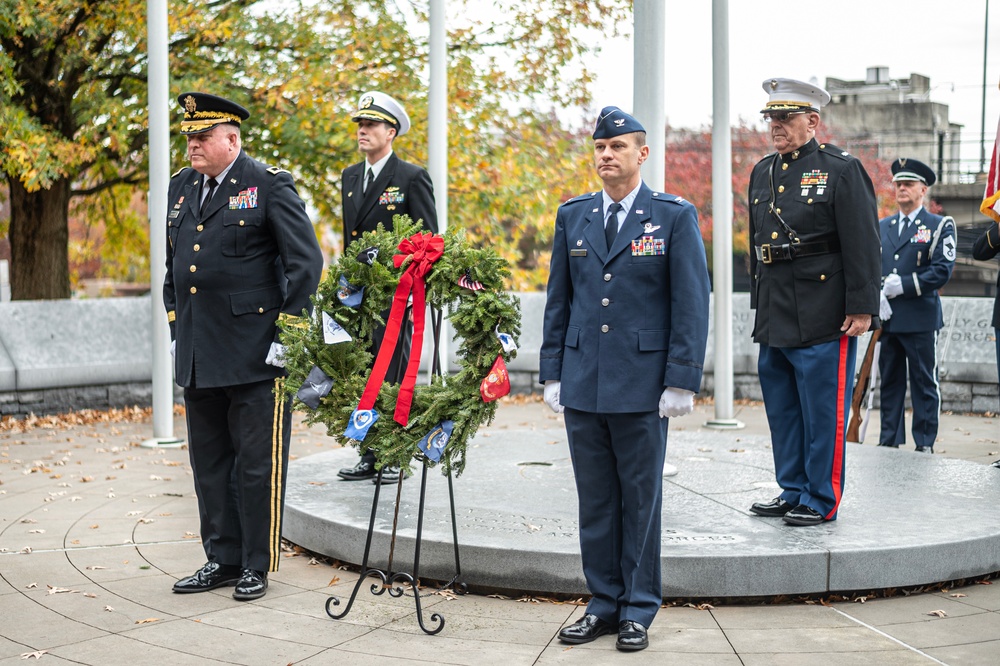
570, 249, 587, 257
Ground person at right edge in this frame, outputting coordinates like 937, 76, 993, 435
336, 91, 438, 485
972, 216, 1000, 466
747, 78, 881, 527
878, 158, 955, 453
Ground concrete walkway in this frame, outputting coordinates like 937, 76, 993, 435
2, 399, 999, 664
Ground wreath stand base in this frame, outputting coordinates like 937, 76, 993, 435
324, 309, 468, 635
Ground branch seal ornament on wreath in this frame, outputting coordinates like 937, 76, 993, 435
279, 215, 521, 476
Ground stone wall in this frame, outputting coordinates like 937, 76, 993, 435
1, 293, 997, 418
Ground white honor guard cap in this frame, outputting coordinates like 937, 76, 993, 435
352, 91, 410, 137
760, 77, 831, 113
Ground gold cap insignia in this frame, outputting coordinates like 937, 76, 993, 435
360, 95, 374, 109
184, 95, 197, 113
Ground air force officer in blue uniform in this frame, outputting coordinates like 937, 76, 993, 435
879, 158, 955, 452
540, 107, 710, 652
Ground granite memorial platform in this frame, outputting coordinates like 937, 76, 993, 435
284, 423, 1000, 600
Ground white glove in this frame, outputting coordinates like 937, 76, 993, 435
883, 273, 903, 298
265, 342, 287, 368
659, 387, 694, 418
543, 380, 564, 414
170, 340, 175, 359
879, 290, 893, 321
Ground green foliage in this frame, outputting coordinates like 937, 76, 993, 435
1, 0, 632, 296
279, 215, 521, 476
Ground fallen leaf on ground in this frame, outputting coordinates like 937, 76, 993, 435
927, 609, 948, 617
20, 650, 47, 659
134, 618, 160, 624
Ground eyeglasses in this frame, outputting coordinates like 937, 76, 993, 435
763, 110, 807, 123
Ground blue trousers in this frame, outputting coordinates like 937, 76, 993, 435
563, 408, 667, 629
758, 336, 855, 520
878, 330, 940, 448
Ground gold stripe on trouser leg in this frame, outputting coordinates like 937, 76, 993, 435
269, 378, 285, 572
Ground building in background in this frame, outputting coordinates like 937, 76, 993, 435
824, 67, 995, 297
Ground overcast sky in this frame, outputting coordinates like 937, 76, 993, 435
586, 1, 999, 173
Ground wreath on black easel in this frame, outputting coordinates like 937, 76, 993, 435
279, 216, 521, 475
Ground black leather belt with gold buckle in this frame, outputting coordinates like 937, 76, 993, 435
755, 237, 841, 264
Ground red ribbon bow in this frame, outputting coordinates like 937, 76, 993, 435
356, 232, 444, 426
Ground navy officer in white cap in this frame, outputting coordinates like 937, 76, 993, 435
746, 78, 881, 526
540, 107, 710, 651
338, 91, 437, 484
878, 158, 955, 452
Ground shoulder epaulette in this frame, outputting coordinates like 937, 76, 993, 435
652, 192, 688, 206
818, 143, 852, 160
170, 167, 188, 179
266, 166, 290, 175
560, 192, 597, 207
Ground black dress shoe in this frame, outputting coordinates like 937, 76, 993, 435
991, 459, 1000, 469
338, 460, 377, 481
749, 497, 794, 517
915, 446, 933, 453
558, 613, 615, 644
373, 466, 407, 485
782, 504, 825, 526
172, 561, 241, 593
233, 569, 268, 601
616, 620, 648, 651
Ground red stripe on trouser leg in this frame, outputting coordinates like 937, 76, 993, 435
826, 335, 849, 520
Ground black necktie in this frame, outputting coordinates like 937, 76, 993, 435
900, 215, 910, 237
200, 177, 218, 217
364, 168, 374, 194
605, 202, 623, 249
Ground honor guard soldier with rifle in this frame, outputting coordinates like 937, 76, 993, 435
747, 78, 881, 527
877, 158, 955, 453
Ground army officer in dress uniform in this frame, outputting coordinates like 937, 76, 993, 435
164, 92, 323, 600
878, 158, 955, 453
540, 107, 710, 651
337, 91, 438, 484
747, 78, 881, 527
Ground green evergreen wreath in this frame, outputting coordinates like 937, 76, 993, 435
279, 215, 521, 475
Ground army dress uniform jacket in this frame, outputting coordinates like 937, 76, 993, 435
879, 210, 956, 333
164, 152, 323, 389
748, 139, 881, 348
342, 153, 437, 248
540, 183, 711, 413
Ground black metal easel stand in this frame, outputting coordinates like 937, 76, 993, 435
325, 308, 466, 635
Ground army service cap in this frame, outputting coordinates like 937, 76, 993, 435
592, 106, 645, 140
760, 78, 831, 113
352, 91, 410, 136
178, 92, 250, 135
891, 157, 936, 187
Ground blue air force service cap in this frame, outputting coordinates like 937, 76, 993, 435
592, 106, 645, 139
177, 92, 250, 135
891, 158, 936, 187
352, 91, 411, 137
760, 78, 831, 113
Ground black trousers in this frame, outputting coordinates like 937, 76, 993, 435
184, 377, 291, 572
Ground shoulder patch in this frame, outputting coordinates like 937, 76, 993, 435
266, 166, 290, 175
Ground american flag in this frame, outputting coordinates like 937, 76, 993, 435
458, 271, 484, 291
982, 113, 1000, 223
